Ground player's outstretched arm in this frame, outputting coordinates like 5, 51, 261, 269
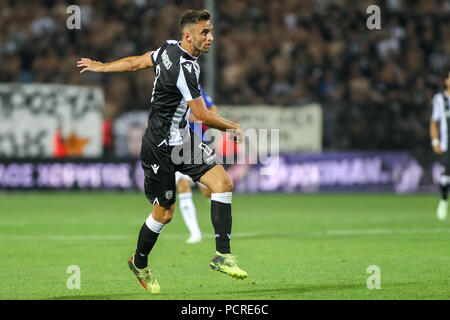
188, 97, 244, 142
77, 51, 154, 73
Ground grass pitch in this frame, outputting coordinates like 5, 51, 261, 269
0, 192, 449, 300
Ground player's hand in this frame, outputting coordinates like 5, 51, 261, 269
230, 126, 245, 144
77, 58, 105, 73
433, 145, 443, 154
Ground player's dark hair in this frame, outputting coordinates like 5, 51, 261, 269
178, 9, 211, 34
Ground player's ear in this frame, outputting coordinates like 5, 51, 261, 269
185, 32, 191, 44
184, 25, 195, 44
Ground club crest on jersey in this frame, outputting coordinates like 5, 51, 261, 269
184, 63, 192, 73
165, 190, 173, 200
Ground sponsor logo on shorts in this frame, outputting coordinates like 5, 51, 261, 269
199, 142, 213, 156
151, 164, 159, 174
206, 154, 217, 163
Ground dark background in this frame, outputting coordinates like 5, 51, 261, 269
0, 0, 449, 163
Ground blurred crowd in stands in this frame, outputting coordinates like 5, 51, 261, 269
0, 0, 449, 156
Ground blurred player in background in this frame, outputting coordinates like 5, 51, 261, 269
177, 85, 218, 244
77, 9, 248, 294
430, 71, 450, 221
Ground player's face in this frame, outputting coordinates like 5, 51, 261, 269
191, 20, 213, 53
446, 72, 450, 89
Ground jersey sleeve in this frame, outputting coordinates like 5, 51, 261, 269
150, 47, 161, 65
176, 61, 201, 102
431, 95, 441, 122
150, 40, 178, 65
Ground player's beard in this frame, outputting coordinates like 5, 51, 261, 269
193, 40, 211, 54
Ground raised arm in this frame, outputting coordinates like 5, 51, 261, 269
77, 51, 154, 73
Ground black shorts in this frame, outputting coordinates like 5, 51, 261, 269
140, 130, 218, 207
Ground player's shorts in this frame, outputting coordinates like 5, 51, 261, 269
140, 130, 218, 207
175, 171, 209, 189
438, 152, 450, 177
175, 171, 193, 185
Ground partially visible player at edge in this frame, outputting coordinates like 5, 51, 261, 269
430, 71, 450, 221
176, 85, 218, 244
77, 9, 248, 293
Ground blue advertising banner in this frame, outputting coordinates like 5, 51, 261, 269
0, 159, 144, 191
0, 152, 438, 193
228, 152, 429, 194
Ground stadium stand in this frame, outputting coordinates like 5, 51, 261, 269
0, 0, 449, 157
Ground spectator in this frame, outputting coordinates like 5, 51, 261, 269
0, 0, 448, 155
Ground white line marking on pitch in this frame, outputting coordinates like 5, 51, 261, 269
325, 228, 450, 236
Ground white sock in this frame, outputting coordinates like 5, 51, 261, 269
211, 192, 232, 204
145, 213, 166, 233
178, 193, 201, 236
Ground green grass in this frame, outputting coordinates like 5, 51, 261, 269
0, 192, 449, 300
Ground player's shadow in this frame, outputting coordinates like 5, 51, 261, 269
220, 284, 359, 297
222, 281, 422, 297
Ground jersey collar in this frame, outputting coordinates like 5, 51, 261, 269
177, 41, 198, 60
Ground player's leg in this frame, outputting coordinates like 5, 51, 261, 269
199, 164, 248, 279
129, 137, 176, 293
128, 203, 174, 293
437, 153, 449, 220
198, 182, 212, 198
176, 172, 202, 243
134, 203, 174, 268
199, 164, 233, 253
179, 135, 247, 279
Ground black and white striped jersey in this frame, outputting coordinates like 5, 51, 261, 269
145, 40, 201, 146
431, 92, 450, 151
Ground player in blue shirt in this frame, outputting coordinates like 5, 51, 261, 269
176, 86, 218, 243
189, 86, 218, 138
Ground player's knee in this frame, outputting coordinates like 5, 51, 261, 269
153, 204, 175, 224
160, 209, 174, 224
214, 177, 234, 193
162, 215, 173, 224
225, 178, 234, 192
203, 188, 212, 198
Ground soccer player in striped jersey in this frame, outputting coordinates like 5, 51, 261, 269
430, 72, 450, 221
77, 9, 248, 294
